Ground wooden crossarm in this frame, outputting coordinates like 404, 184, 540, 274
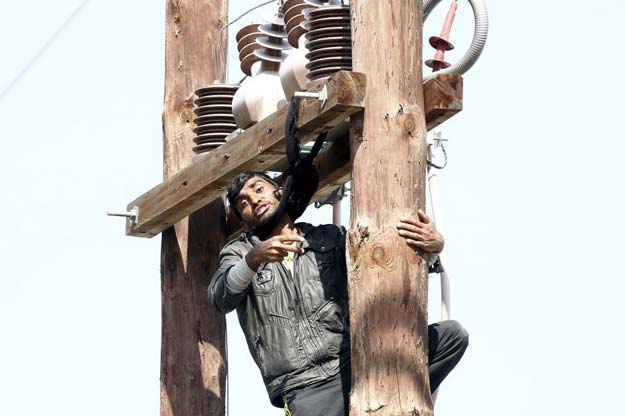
424, 73, 463, 131
125, 72, 462, 238
126, 71, 366, 237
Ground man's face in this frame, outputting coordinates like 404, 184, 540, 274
234, 177, 281, 227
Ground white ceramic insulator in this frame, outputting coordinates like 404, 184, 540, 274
232, 71, 288, 129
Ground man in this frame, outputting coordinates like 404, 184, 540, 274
208, 171, 468, 416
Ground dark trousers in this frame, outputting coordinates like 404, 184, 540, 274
284, 320, 469, 416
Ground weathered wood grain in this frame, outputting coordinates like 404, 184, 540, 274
348, 1, 433, 415
159, 1, 227, 416
127, 70, 365, 238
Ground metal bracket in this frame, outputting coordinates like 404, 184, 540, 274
294, 85, 328, 109
427, 131, 449, 148
107, 206, 139, 225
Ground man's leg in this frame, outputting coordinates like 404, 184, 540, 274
428, 320, 469, 392
285, 372, 349, 416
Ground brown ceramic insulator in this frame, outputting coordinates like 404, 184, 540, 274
285, 4, 308, 27
429, 36, 455, 52
305, 36, 351, 51
255, 15, 291, 71
193, 123, 237, 135
195, 85, 238, 97
306, 26, 350, 41
256, 36, 291, 52
303, 0, 344, 5
239, 42, 262, 63
192, 83, 238, 156
306, 56, 352, 70
236, 24, 260, 43
425, 35, 455, 72
258, 23, 288, 39
194, 94, 236, 107
307, 65, 352, 81
303, 4, 350, 20
287, 23, 307, 48
240, 52, 261, 77
194, 114, 236, 127
193, 104, 233, 117
237, 32, 262, 53
283, 0, 305, 13
303, 4, 351, 89
233, 13, 292, 129
424, 59, 452, 70
306, 45, 351, 61
237, 30, 263, 76
238, 15, 291, 76
286, 2, 321, 48
193, 133, 229, 145
303, 16, 350, 31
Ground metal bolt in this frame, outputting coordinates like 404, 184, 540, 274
107, 207, 139, 224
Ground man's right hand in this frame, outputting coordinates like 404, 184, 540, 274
245, 235, 305, 270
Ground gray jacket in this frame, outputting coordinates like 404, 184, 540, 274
208, 223, 351, 406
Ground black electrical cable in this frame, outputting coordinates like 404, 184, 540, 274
249, 97, 327, 243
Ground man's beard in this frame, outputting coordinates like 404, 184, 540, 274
248, 204, 278, 227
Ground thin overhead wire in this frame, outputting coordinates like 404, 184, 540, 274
0, 0, 91, 101
214, 0, 280, 83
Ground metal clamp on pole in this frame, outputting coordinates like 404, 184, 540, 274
293, 85, 328, 109
427, 131, 449, 169
427, 131, 448, 147
107, 206, 139, 225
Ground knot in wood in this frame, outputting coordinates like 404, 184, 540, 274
372, 245, 384, 260
179, 102, 193, 123
403, 114, 418, 136
370, 243, 392, 268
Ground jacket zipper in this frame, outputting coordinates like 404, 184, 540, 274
282, 256, 304, 319
288, 248, 330, 376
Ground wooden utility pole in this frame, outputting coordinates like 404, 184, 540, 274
348, 1, 433, 415
160, 1, 228, 416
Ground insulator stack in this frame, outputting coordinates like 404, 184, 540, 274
304, 3, 352, 89
233, 13, 291, 129
192, 83, 239, 158
284, 0, 314, 48
254, 13, 291, 72
280, 0, 321, 100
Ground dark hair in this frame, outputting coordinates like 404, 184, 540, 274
227, 171, 280, 217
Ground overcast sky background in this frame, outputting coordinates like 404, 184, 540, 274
1, 1, 624, 415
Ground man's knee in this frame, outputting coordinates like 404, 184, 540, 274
442, 319, 469, 353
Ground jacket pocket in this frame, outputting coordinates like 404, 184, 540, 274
251, 267, 276, 296
314, 299, 345, 333
314, 300, 347, 358
257, 323, 301, 379
308, 240, 338, 270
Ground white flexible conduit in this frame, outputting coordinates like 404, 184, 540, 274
423, 0, 489, 80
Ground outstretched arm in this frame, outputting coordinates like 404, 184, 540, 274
208, 235, 305, 314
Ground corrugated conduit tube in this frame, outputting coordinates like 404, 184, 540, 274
423, 0, 489, 81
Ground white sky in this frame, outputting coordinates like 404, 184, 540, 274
1, 1, 624, 415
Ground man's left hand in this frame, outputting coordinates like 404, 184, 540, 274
396, 209, 444, 253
